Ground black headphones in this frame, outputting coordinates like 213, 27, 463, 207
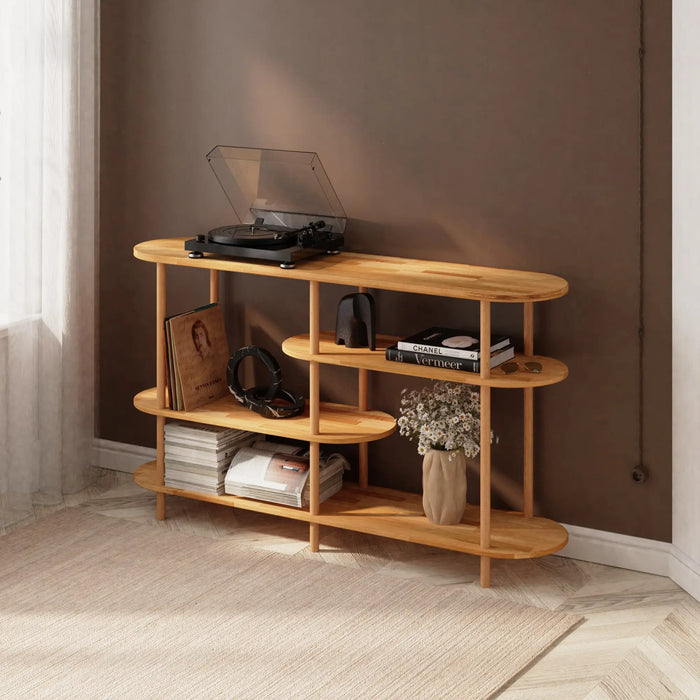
227, 346, 305, 419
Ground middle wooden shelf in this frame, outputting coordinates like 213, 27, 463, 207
133, 387, 396, 444
282, 331, 568, 388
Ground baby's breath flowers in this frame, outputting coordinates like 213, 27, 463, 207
398, 381, 482, 459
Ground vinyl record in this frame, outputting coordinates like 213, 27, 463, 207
207, 224, 296, 247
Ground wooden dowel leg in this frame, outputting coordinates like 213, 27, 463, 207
309, 281, 319, 353
156, 415, 166, 520
156, 263, 167, 520
480, 556, 491, 587
358, 367, 369, 488
309, 441, 320, 551
209, 269, 220, 303
310, 524, 320, 552
523, 302, 534, 356
309, 281, 321, 550
310, 362, 320, 438
309, 282, 320, 413
479, 301, 492, 587
156, 493, 166, 521
523, 302, 534, 518
479, 385, 492, 587
358, 443, 369, 489
156, 263, 167, 408
524, 388, 534, 517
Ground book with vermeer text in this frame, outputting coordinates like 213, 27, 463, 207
386, 343, 515, 372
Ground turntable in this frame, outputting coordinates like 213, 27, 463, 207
186, 146, 347, 268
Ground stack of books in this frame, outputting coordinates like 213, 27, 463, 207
164, 421, 258, 495
386, 326, 515, 372
224, 441, 348, 508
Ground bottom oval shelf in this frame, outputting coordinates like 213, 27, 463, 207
135, 462, 568, 560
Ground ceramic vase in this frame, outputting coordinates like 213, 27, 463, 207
421, 448, 467, 525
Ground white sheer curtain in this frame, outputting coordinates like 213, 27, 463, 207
0, 0, 98, 527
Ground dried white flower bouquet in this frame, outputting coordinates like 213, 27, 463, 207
398, 381, 482, 458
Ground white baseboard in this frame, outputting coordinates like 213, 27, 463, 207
668, 545, 700, 602
91, 438, 700, 601
559, 523, 673, 577
91, 438, 155, 474
559, 523, 700, 600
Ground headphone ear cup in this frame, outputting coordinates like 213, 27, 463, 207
245, 386, 305, 419
242, 386, 276, 418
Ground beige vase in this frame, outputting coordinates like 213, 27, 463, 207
422, 448, 467, 525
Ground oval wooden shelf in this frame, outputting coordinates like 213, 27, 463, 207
134, 238, 569, 303
135, 462, 568, 560
283, 332, 569, 388
133, 387, 396, 444
317, 484, 569, 559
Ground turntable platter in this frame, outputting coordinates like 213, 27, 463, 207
207, 224, 294, 247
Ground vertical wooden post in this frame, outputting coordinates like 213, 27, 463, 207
358, 370, 369, 410
479, 299, 492, 587
155, 263, 167, 521
358, 370, 369, 489
309, 281, 321, 550
209, 269, 220, 304
309, 441, 320, 550
358, 285, 369, 488
523, 302, 534, 518
523, 302, 534, 356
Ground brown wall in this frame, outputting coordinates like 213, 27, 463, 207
99, 0, 671, 540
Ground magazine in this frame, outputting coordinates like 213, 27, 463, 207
225, 445, 346, 507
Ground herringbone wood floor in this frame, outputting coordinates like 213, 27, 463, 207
3, 468, 698, 699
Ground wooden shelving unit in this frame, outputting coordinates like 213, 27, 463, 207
133, 238, 570, 587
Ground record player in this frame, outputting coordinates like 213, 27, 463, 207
186, 146, 346, 268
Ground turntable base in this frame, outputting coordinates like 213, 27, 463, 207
184, 235, 343, 269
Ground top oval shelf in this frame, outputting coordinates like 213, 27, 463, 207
134, 238, 569, 303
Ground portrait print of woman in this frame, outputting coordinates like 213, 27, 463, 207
191, 319, 212, 360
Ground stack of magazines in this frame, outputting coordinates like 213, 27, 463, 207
224, 441, 349, 507
164, 421, 258, 495
385, 326, 515, 372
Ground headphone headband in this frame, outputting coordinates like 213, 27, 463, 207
227, 346, 305, 419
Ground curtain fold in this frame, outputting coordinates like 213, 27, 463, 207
0, 0, 98, 527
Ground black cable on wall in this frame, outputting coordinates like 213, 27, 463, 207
635, 0, 647, 484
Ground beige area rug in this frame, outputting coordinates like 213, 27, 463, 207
0, 509, 581, 699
